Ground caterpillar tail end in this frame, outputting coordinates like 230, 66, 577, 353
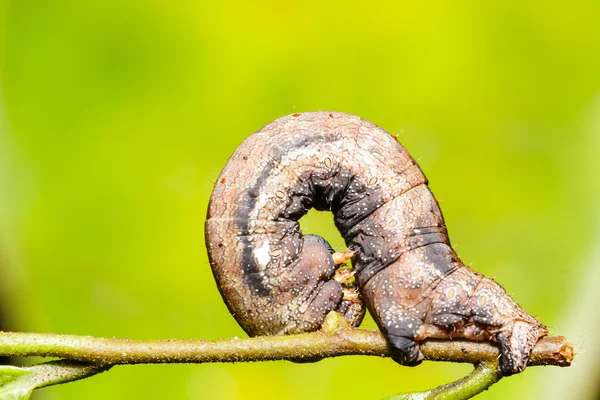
496, 319, 548, 376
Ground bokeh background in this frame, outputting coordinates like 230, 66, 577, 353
1, 1, 599, 399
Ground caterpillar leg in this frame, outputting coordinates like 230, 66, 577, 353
332, 249, 355, 265
383, 312, 425, 366
288, 235, 365, 332
335, 271, 364, 328
333, 266, 355, 284
333, 248, 365, 327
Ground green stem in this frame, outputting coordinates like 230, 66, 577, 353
385, 361, 501, 400
0, 315, 573, 399
0, 329, 573, 367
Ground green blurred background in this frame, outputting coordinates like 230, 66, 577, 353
0, 1, 599, 399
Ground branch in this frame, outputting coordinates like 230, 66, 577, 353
0, 328, 379, 364
0, 327, 572, 367
0, 313, 573, 399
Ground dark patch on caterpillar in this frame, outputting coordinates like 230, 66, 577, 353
205, 111, 548, 375
236, 161, 274, 297
354, 228, 453, 288
235, 132, 335, 297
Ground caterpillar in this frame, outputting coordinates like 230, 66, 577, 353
205, 111, 547, 375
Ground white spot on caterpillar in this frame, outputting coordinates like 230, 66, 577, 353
254, 241, 271, 268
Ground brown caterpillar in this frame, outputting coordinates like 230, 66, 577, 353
205, 111, 547, 375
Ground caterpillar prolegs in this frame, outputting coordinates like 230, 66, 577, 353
205, 112, 547, 375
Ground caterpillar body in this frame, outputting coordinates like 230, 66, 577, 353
205, 111, 547, 375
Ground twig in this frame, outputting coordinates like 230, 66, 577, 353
0, 314, 573, 399
384, 360, 501, 400
0, 319, 573, 367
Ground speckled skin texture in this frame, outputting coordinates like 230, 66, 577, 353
205, 112, 547, 375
